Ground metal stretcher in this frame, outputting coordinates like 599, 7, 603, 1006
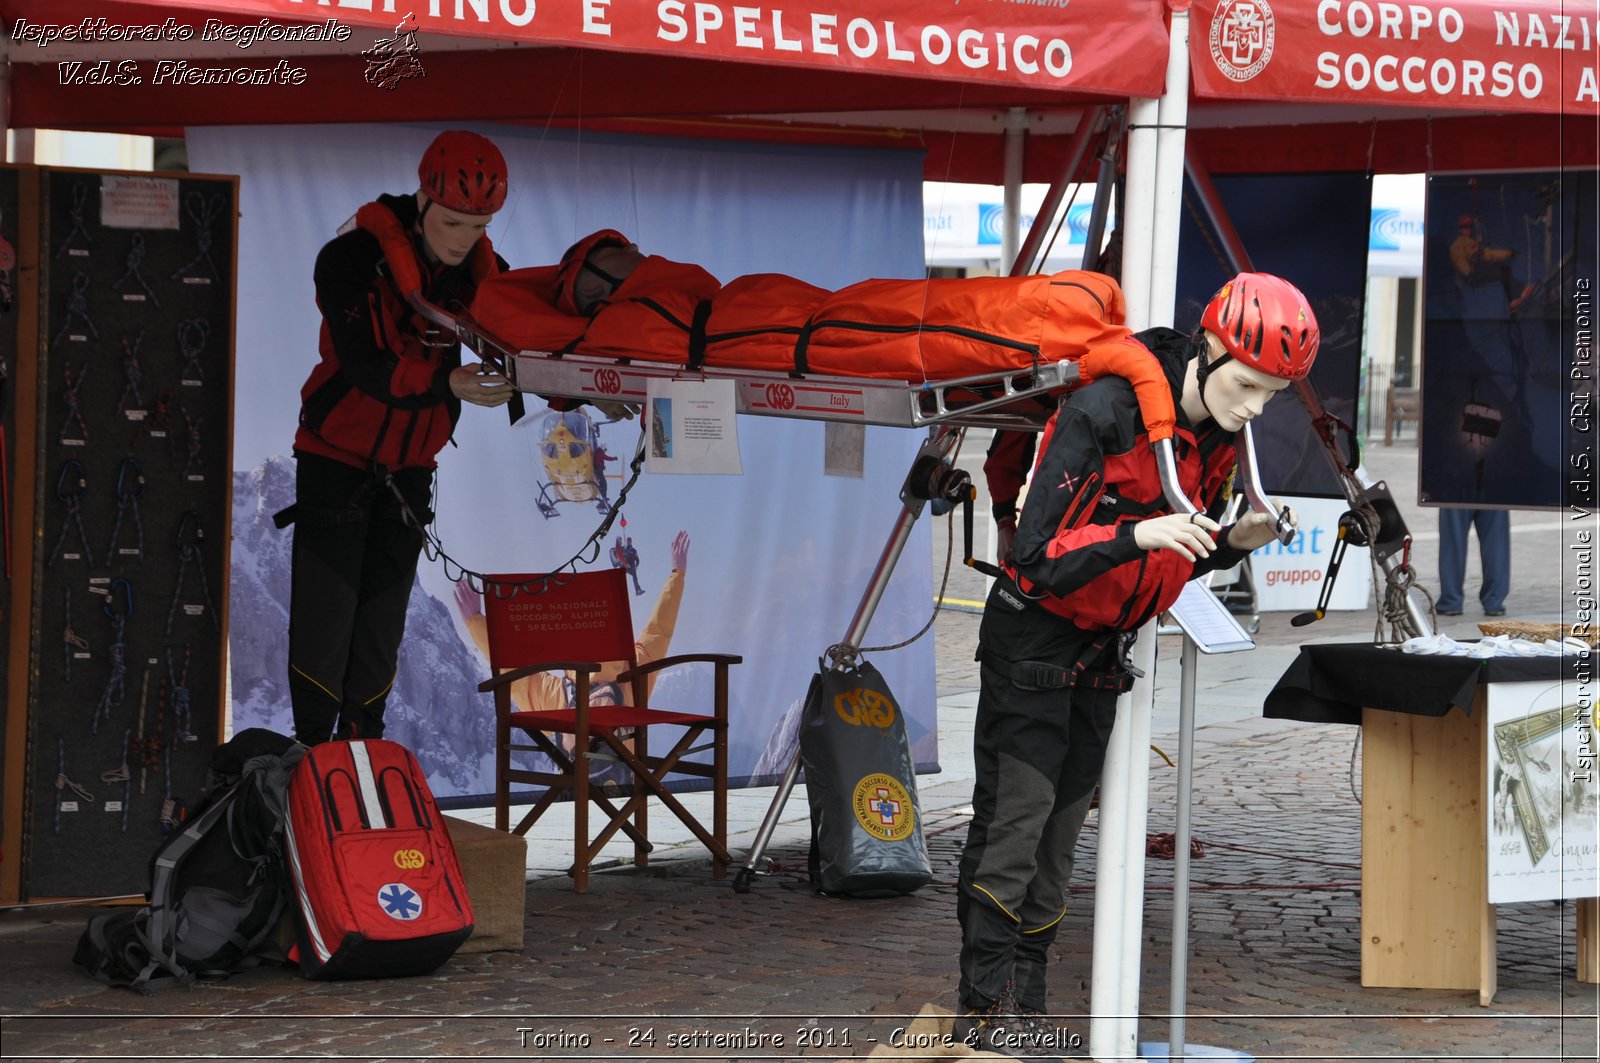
412, 291, 1310, 889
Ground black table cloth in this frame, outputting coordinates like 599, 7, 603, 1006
1264, 642, 1580, 726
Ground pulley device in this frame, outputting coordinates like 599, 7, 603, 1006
899, 447, 1003, 580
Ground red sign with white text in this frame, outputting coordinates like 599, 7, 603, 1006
1191, 0, 1600, 115
53, 0, 1170, 97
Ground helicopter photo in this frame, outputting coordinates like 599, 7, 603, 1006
530, 408, 615, 519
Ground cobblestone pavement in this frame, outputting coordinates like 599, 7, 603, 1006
3, 730, 1596, 1063
3, 439, 1597, 1062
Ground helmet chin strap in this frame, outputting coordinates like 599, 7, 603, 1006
1192, 333, 1229, 421
413, 195, 441, 265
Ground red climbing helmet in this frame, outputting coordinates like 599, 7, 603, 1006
1199, 272, 1320, 381
418, 130, 507, 215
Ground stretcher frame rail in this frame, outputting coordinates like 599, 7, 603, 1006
415, 295, 1083, 432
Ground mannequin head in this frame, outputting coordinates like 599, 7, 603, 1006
414, 197, 491, 267
1183, 271, 1319, 431
1181, 332, 1294, 432
414, 129, 506, 266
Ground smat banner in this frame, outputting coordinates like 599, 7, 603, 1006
1192, 0, 1600, 115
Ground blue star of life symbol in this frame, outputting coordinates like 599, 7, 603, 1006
869, 788, 901, 825
378, 882, 422, 921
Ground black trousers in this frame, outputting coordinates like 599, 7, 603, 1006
286, 453, 431, 745
957, 579, 1123, 1013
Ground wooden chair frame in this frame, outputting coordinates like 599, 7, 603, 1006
480, 633, 737, 893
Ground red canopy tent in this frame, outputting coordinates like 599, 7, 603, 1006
5, 1, 1594, 181
5, 2, 1593, 1057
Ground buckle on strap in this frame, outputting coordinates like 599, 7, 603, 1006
977, 648, 1073, 691
1077, 671, 1136, 693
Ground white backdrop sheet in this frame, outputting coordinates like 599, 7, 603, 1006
188, 124, 937, 802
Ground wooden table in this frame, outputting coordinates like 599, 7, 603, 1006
1266, 643, 1597, 1004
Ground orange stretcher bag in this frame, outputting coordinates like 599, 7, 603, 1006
468, 235, 1176, 442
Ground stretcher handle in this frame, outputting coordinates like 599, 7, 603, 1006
1235, 422, 1297, 546
408, 292, 526, 426
1154, 428, 1295, 547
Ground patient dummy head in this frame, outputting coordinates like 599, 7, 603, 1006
555, 229, 645, 315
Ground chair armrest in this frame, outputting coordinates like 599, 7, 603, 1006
479, 660, 601, 693
616, 653, 742, 683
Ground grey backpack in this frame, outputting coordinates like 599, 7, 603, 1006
73, 730, 304, 992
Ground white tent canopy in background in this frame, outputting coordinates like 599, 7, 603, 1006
188, 123, 937, 801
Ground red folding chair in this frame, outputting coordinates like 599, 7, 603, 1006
479, 568, 737, 892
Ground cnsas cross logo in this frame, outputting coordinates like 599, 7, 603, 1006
851, 773, 916, 842
1210, 0, 1276, 83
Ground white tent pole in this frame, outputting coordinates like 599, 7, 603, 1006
1089, 91, 1158, 1063
1091, 8, 1191, 1060
1148, 9, 1192, 328
1119, 97, 1159, 331
1001, 108, 1027, 273
1121, 7, 1193, 1056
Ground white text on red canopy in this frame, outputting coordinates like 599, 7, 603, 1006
1194, 0, 1600, 113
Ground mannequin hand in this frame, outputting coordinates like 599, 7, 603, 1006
1228, 506, 1296, 551
995, 517, 1017, 565
590, 400, 638, 421
451, 363, 514, 407
1132, 512, 1219, 561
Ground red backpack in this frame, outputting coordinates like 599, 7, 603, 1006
283, 739, 474, 979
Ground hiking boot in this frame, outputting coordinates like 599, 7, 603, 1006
953, 982, 1029, 1056
1017, 1010, 1088, 1058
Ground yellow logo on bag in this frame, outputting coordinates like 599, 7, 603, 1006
852, 774, 915, 842
393, 849, 426, 870
833, 686, 897, 728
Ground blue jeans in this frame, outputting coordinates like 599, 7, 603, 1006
1437, 509, 1510, 613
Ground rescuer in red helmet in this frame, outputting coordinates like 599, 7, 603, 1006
955, 272, 1320, 1054
280, 130, 516, 746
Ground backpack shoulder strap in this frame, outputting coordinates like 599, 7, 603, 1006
139, 789, 237, 983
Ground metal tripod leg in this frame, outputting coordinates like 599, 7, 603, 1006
732, 426, 963, 893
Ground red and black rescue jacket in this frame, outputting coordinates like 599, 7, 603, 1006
295, 193, 504, 471
1003, 328, 1249, 632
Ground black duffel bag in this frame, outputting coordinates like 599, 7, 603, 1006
800, 659, 931, 897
